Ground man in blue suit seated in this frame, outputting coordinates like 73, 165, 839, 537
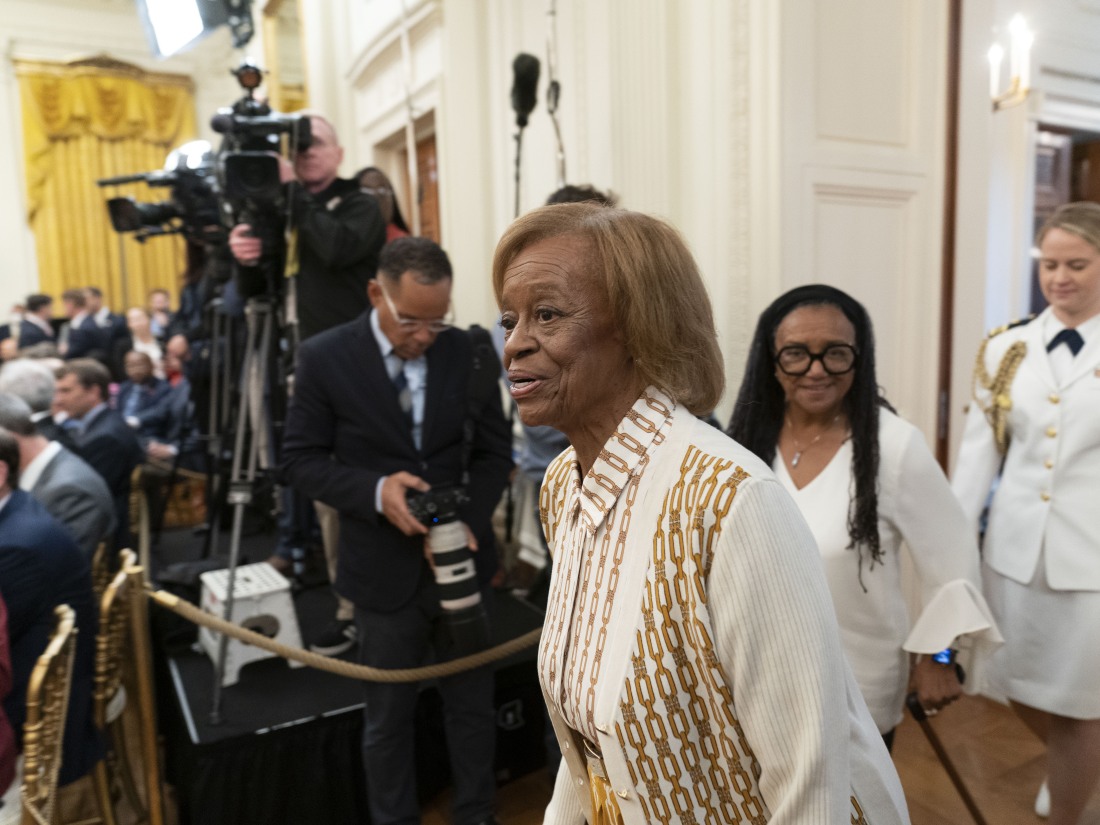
115, 351, 172, 443
0, 427, 102, 787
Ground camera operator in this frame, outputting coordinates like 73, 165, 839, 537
280, 237, 511, 825
226, 112, 385, 342
227, 112, 386, 640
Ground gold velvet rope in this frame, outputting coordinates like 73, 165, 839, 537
148, 588, 542, 682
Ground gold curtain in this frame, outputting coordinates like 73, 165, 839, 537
16, 58, 196, 311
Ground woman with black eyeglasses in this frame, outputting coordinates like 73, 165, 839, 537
728, 284, 1001, 750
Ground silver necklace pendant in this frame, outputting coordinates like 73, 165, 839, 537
791, 450, 803, 468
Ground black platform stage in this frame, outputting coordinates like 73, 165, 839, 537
151, 530, 546, 825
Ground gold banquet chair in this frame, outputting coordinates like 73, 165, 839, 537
90, 544, 111, 603
89, 552, 164, 825
20, 605, 77, 825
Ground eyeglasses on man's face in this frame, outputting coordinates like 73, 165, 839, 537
378, 281, 453, 334
774, 344, 858, 376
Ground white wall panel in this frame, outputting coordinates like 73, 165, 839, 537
816, 0, 908, 147
779, 0, 946, 443
808, 172, 935, 428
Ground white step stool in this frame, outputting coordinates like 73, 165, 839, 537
199, 562, 304, 687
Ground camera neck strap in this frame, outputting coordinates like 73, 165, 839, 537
460, 324, 500, 487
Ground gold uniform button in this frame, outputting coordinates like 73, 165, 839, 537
1046, 426, 1058, 438
1049, 393, 1060, 404
1045, 459, 1054, 469
1041, 491, 1051, 502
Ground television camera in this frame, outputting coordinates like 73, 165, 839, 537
98, 139, 223, 246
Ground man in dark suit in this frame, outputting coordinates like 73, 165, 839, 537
84, 287, 131, 381
17, 294, 56, 349
281, 237, 512, 825
0, 393, 115, 559
58, 288, 104, 361
54, 359, 143, 549
0, 428, 101, 787
0, 358, 81, 454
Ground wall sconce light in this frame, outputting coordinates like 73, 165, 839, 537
989, 15, 1033, 111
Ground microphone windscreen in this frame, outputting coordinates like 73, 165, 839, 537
511, 53, 541, 128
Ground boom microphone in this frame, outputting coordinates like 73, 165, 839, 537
511, 53, 541, 129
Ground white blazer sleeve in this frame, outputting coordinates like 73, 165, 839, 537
888, 425, 1003, 675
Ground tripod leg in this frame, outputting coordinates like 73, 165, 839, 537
209, 300, 272, 724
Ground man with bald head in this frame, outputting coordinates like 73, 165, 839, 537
227, 112, 386, 341
227, 112, 387, 648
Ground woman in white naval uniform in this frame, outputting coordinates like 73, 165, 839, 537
953, 201, 1100, 825
728, 285, 1001, 749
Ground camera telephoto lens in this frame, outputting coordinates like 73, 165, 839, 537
408, 488, 492, 656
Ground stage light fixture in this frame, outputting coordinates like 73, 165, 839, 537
136, 0, 253, 59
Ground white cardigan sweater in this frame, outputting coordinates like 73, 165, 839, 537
538, 389, 910, 825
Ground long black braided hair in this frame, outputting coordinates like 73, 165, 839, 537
726, 284, 893, 584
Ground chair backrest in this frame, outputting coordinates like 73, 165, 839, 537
93, 550, 137, 730
91, 542, 111, 601
21, 605, 77, 825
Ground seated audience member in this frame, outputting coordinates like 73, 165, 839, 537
58, 289, 102, 361
355, 166, 411, 243
18, 295, 55, 349
0, 393, 115, 559
147, 288, 174, 341
116, 351, 172, 439
125, 308, 164, 378
0, 358, 80, 454
0, 594, 15, 799
0, 428, 101, 787
148, 337, 200, 469
54, 360, 143, 549
124, 308, 162, 380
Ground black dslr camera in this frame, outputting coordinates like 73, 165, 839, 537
406, 486, 492, 656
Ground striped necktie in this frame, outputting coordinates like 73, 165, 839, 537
392, 359, 413, 424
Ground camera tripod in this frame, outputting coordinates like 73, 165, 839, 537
208, 294, 285, 724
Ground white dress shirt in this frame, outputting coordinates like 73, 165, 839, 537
18, 440, 62, 493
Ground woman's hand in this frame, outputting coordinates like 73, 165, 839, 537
913, 655, 963, 714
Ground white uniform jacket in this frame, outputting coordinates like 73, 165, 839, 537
952, 308, 1100, 590
538, 390, 909, 825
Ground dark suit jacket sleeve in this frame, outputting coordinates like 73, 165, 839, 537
280, 340, 385, 522
288, 184, 385, 270
79, 415, 144, 494
461, 350, 513, 536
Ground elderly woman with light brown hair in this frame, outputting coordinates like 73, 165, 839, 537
493, 202, 910, 825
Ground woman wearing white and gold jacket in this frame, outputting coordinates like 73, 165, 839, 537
494, 203, 909, 825
953, 201, 1100, 825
